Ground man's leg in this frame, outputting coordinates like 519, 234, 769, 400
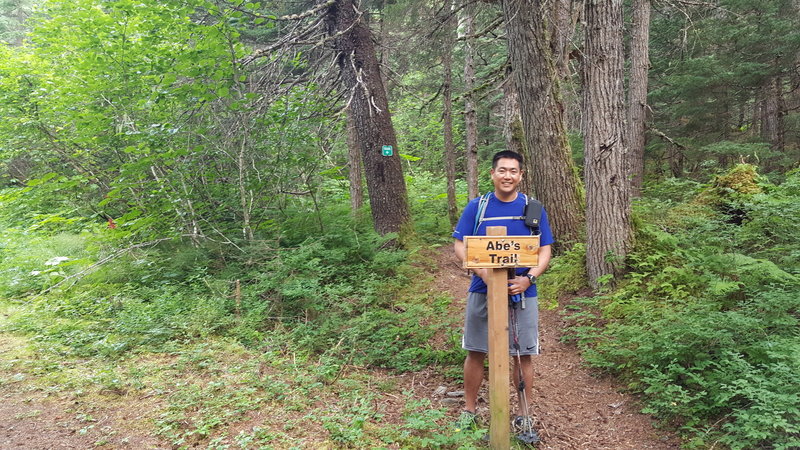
463, 350, 486, 413
511, 354, 533, 416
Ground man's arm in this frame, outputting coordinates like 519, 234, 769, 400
454, 238, 489, 282
454, 238, 466, 262
528, 244, 552, 278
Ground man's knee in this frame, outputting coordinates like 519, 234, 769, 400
466, 351, 486, 363
514, 354, 532, 367
464, 351, 486, 372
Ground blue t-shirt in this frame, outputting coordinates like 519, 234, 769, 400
452, 192, 555, 296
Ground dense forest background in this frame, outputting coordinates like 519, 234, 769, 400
0, 0, 798, 447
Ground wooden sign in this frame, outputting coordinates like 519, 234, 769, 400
463, 235, 540, 269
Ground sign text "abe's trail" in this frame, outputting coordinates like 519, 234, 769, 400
463, 235, 540, 269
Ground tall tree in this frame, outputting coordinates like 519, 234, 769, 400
626, 0, 651, 197
325, 0, 411, 236
461, 0, 479, 200
502, 0, 584, 247
441, 1, 459, 227
583, 0, 632, 287
758, 75, 786, 152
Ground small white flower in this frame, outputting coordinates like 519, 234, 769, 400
44, 256, 69, 266
30, 270, 41, 276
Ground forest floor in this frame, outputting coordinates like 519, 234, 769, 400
0, 244, 680, 449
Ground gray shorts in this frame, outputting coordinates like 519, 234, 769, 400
462, 291, 540, 355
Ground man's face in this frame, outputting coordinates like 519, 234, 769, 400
490, 157, 522, 197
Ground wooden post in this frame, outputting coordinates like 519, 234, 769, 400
463, 227, 539, 448
486, 226, 510, 449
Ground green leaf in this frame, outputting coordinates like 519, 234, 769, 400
27, 173, 59, 186
399, 153, 420, 161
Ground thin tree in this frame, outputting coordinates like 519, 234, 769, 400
583, 0, 632, 288
461, 0, 479, 200
502, 0, 585, 247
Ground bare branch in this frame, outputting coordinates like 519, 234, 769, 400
650, 127, 689, 150
456, 14, 504, 41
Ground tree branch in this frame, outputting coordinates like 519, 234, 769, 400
650, 127, 689, 150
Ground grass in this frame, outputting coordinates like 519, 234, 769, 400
0, 296, 492, 448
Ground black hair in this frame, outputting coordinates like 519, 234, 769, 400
491, 150, 524, 168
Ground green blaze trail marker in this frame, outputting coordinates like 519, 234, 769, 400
381, 145, 393, 156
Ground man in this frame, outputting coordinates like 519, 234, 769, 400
452, 150, 554, 438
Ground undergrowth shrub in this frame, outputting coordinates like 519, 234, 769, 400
405, 172, 467, 240
738, 168, 800, 273
1, 191, 465, 378
564, 167, 800, 448
0, 231, 93, 298
289, 300, 462, 373
538, 242, 587, 308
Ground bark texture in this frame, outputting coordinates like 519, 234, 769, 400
626, 0, 651, 197
326, 0, 410, 235
461, 0, 479, 200
345, 107, 363, 213
502, 0, 585, 247
760, 75, 785, 152
502, 67, 530, 194
550, 0, 579, 81
583, 0, 632, 288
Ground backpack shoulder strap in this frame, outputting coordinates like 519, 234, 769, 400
473, 192, 542, 235
472, 192, 492, 235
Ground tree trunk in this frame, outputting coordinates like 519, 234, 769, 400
502, 66, 530, 195
345, 106, 364, 213
442, 3, 459, 228
502, 0, 585, 248
461, 0, 479, 200
761, 75, 785, 152
627, 0, 650, 197
376, 0, 391, 99
583, 0, 632, 288
550, 0, 579, 81
325, 0, 411, 236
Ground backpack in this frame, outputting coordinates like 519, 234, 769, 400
472, 192, 543, 236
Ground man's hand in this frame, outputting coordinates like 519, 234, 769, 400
507, 275, 530, 296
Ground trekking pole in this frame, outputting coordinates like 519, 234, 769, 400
509, 302, 539, 445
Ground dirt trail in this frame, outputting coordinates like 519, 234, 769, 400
432, 243, 679, 449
